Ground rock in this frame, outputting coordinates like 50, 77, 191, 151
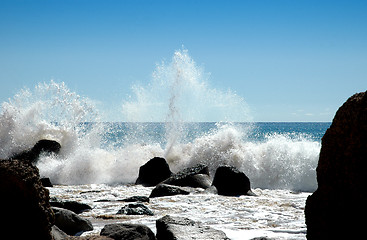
162, 164, 212, 189
122, 196, 149, 203
305, 91, 367, 239
116, 203, 154, 216
156, 215, 229, 240
0, 159, 54, 239
11, 139, 61, 164
52, 207, 93, 236
51, 225, 69, 240
41, 177, 53, 187
212, 165, 254, 196
51, 199, 92, 214
136, 157, 172, 187
149, 184, 190, 198
100, 223, 156, 240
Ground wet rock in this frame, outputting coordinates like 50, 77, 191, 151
51, 199, 92, 214
53, 207, 93, 236
212, 165, 254, 196
305, 91, 367, 239
136, 157, 172, 187
0, 159, 54, 239
116, 203, 154, 216
149, 184, 190, 198
162, 164, 212, 189
11, 139, 61, 164
156, 215, 229, 240
100, 223, 156, 240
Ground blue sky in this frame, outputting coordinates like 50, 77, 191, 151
1, 0, 366, 122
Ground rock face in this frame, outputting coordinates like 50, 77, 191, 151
135, 157, 172, 187
162, 164, 212, 189
100, 223, 156, 240
212, 165, 253, 196
149, 184, 190, 198
156, 215, 229, 240
0, 159, 54, 239
305, 91, 367, 239
11, 139, 61, 163
53, 207, 93, 236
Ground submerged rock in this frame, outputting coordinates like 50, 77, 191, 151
305, 91, 367, 239
149, 184, 190, 198
116, 203, 154, 216
122, 196, 149, 203
135, 157, 172, 187
53, 207, 93, 236
156, 215, 229, 240
0, 159, 54, 239
100, 223, 156, 240
212, 165, 254, 196
162, 164, 212, 189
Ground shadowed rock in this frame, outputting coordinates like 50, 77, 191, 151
305, 91, 367, 239
136, 157, 172, 187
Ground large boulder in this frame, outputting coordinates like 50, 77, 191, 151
135, 157, 172, 187
162, 164, 212, 189
52, 207, 93, 236
11, 139, 61, 164
0, 159, 55, 239
305, 91, 367, 239
100, 223, 156, 240
156, 215, 229, 240
149, 184, 190, 198
212, 165, 254, 196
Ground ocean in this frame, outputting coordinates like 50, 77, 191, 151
0, 49, 330, 239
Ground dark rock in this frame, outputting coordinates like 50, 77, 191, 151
212, 165, 254, 196
100, 223, 156, 240
51, 200, 92, 214
162, 164, 212, 189
116, 203, 154, 216
305, 91, 367, 239
156, 215, 229, 240
41, 177, 53, 187
149, 184, 190, 198
122, 196, 150, 203
52, 207, 93, 236
135, 157, 172, 187
0, 159, 54, 239
11, 139, 61, 164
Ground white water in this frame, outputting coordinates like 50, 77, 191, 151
0, 49, 320, 191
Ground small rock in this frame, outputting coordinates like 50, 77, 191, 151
116, 203, 154, 216
100, 223, 156, 240
149, 184, 190, 198
122, 196, 149, 203
156, 215, 229, 240
41, 177, 53, 187
51, 200, 92, 214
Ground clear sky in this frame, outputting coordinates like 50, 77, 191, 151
1, 0, 366, 122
